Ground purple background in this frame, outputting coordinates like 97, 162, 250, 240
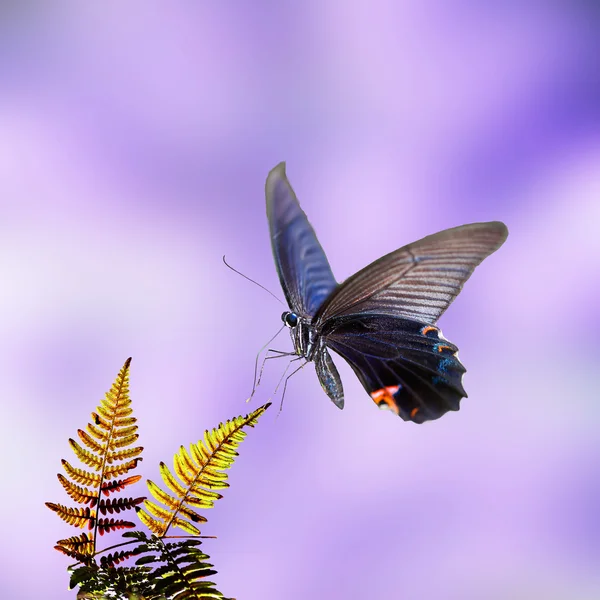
1, 3, 599, 599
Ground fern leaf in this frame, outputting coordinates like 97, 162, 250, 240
90, 411, 111, 430
137, 507, 165, 535
97, 496, 145, 515
96, 517, 136, 536
57, 474, 97, 505
143, 499, 177, 522
104, 458, 142, 480
105, 446, 143, 464
99, 548, 143, 568
138, 403, 269, 537
114, 415, 137, 428
70, 564, 152, 597
112, 432, 140, 449
85, 420, 107, 441
54, 533, 94, 561
69, 439, 104, 470
48, 358, 144, 560
62, 460, 102, 488
100, 475, 142, 496
46, 503, 95, 529
131, 533, 232, 600
77, 429, 106, 454
111, 425, 138, 439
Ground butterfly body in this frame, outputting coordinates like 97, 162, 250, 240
267, 163, 507, 424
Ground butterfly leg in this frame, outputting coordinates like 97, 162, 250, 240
272, 358, 308, 415
248, 349, 296, 402
247, 325, 288, 402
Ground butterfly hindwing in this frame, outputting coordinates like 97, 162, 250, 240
321, 315, 467, 423
266, 163, 337, 317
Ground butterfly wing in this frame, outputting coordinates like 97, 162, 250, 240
266, 163, 337, 317
314, 222, 508, 325
314, 221, 508, 422
321, 315, 467, 423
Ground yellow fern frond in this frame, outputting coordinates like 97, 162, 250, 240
77, 429, 105, 454
68, 439, 104, 470
105, 446, 143, 464
103, 458, 141, 480
138, 403, 270, 537
61, 460, 102, 487
48, 358, 145, 557
137, 506, 164, 535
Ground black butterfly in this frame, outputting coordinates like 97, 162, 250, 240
266, 162, 508, 423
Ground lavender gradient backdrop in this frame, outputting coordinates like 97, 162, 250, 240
1, 3, 599, 599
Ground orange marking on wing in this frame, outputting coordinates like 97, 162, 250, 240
370, 386, 400, 415
422, 326, 437, 336
410, 407, 420, 419
437, 344, 454, 353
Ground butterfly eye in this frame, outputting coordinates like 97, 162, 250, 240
282, 312, 299, 328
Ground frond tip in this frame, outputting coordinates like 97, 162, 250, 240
139, 402, 271, 536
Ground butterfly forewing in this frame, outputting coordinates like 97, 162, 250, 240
314, 222, 508, 325
266, 163, 337, 317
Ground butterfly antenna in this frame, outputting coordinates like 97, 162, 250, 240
223, 255, 285, 305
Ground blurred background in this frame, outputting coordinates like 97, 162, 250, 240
1, 2, 599, 599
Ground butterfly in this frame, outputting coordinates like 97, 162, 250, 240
265, 162, 508, 423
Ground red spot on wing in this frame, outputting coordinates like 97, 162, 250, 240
421, 326, 437, 336
370, 386, 400, 415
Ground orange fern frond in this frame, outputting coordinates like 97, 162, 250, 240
100, 475, 142, 496
96, 517, 136, 536
47, 358, 145, 557
138, 403, 270, 537
54, 533, 94, 561
57, 474, 97, 505
97, 497, 144, 515
46, 503, 95, 529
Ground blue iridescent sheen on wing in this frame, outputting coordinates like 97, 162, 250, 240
321, 315, 467, 422
266, 163, 337, 317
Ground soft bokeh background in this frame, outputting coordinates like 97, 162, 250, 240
1, 3, 599, 599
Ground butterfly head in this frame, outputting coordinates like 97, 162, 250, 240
281, 311, 299, 328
